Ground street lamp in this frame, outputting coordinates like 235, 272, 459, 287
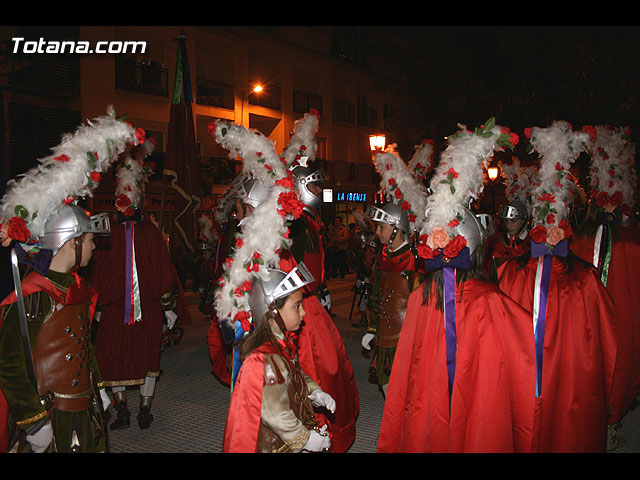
239, 83, 264, 126
488, 166, 499, 181
369, 133, 386, 153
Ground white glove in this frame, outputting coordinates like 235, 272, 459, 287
303, 425, 331, 452
164, 310, 178, 329
26, 421, 53, 453
361, 332, 375, 350
308, 390, 336, 413
100, 388, 111, 411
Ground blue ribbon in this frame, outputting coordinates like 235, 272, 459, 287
443, 266, 457, 404
14, 243, 53, 276
529, 239, 567, 397
424, 247, 471, 273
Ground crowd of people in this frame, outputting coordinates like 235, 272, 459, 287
0, 108, 638, 454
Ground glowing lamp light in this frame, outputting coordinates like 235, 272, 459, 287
369, 133, 386, 152
252, 84, 263, 93
488, 166, 499, 181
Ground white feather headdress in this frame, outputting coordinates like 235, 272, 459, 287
583, 124, 635, 215
0, 106, 141, 247
500, 156, 534, 211
114, 139, 156, 217
526, 121, 590, 245
408, 139, 435, 184
209, 113, 315, 331
374, 143, 429, 232
422, 119, 516, 236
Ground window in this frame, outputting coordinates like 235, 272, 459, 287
293, 90, 322, 115
115, 56, 168, 97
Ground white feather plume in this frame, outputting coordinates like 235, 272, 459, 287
115, 140, 156, 211
374, 144, 429, 232
528, 121, 590, 230
0, 105, 138, 242
408, 139, 435, 183
421, 120, 509, 239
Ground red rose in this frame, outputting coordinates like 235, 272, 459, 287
610, 191, 623, 206
448, 218, 459, 228
308, 108, 321, 119
247, 262, 260, 273
538, 192, 555, 203
115, 193, 131, 210
530, 225, 547, 244
558, 219, 573, 239
388, 178, 396, 186
509, 132, 519, 147
400, 200, 410, 211
524, 127, 532, 140
394, 188, 403, 199
135, 127, 146, 144
416, 235, 434, 260
443, 234, 467, 259
235, 237, 244, 249
595, 191, 610, 207
408, 214, 417, 223
555, 162, 564, 171
278, 191, 304, 219
445, 167, 459, 179
7, 216, 30, 243
275, 177, 295, 190
90, 171, 101, 182
55, 154, 71, 162
546, 213, 555, 224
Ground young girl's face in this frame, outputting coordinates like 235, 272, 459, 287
278, 289, 306, 332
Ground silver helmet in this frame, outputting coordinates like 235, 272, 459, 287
455, 208, 488, 255
247, 263, 315, 325
40, 204, 110, 254
497, 198, 528, 220
232, 172, 270, 208
291, 162, 327, 209
365, 202, 411, 237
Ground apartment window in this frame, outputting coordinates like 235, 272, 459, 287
249, 84, 281, 110
293, 90, 322, 115
115, 56, 168, 97
357, 95, 377, 127
332, 98, 355, 124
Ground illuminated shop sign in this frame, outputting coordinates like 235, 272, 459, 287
335, 192, 367, 202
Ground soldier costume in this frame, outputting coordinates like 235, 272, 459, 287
361, 145, 428, 394
0, 107, 140, 452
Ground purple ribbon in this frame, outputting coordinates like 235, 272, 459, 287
443, 266, 457, 403
529, 240, 567, 397
424, 247, 471, 273
530, 239, 568, 258
14, 243, 53, 275
124, 221, 133, 324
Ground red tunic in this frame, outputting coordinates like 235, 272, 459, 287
570, 225, 640, 423
497, 255, 619, 452
377, 279, 536, 453
88, 221, 177, 384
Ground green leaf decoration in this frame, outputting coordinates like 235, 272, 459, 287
14, 205, 28, 219
483, 117, 496, 132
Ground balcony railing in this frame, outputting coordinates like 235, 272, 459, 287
248, 84, 281, 110
115, 57, 168, 98
196, 78, 234, 110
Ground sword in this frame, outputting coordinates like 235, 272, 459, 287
10, 248, 38, 390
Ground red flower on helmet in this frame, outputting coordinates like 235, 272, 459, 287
530, 225, 547, 244
90, 171, 101, 182
7, 216, 30, 243
443, 234, 467, 259
595, 191, 610, 208
115, 194, 131, 210
55, 154, 71, 163
400, 200, 410, 211
135, 127, 146, 144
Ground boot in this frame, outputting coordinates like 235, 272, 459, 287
137, 395, 154, 429
110, 391, 130, 430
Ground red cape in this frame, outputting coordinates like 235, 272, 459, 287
377, 279, 536, 453
497, 255, 618, 452
222, 346, 271, 452
280, 251, 359, 453
571, 227, 640, 422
